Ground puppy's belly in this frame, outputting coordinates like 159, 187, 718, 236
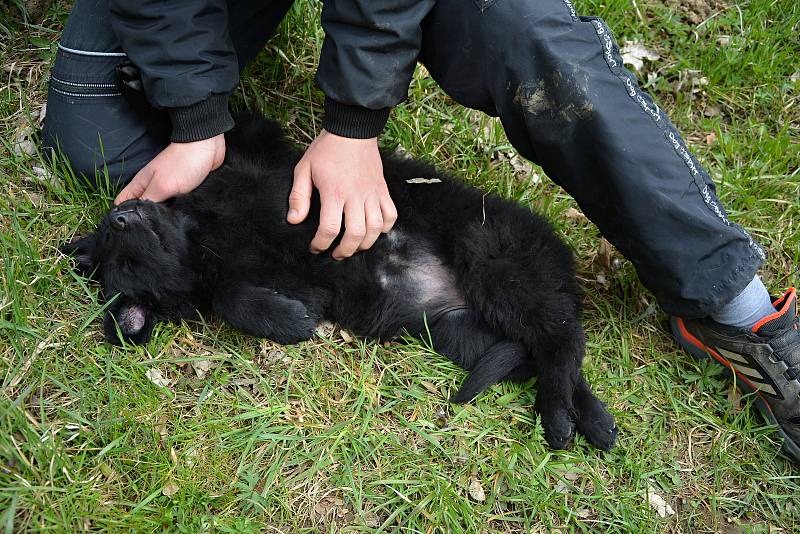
373, 231, 466, 327
377, 261, 464, 306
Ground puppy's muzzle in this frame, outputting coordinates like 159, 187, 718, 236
110, 206, 141, 231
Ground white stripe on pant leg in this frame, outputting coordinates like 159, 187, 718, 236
587, 17, 766, 261
58, 44, 126, 57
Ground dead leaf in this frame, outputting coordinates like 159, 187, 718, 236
563, 470, 579, 481
420, 381, 439, 395
647, 484, 675, 517
406, 177, 442, 184
28, 164, 62, 189
35, 102, 47, 125
364, 511, 381, 528
620, 41, 660, 71
468, 478, 486, 502
705, 132, 717, 145
717, 35, 731, 47
598, 238, 615, 270
703, 105, 721, 117
394, 145, 412, 159
339, 329, 353, 343
162, 481, 179, 497
264, 348, 291, 366
434, 407, 448, 427
145, 368, 171, 388
315, 321, 335, 338
790, 71, 800, 84
727, 383, 742, 412
154, 423, 168, 442
25, 192, 43, 208
13, 122, 36, 157
675, 69, 709, 96
508, 154, 534, 176
191, 359, 212, 379
563, 207, 587, 223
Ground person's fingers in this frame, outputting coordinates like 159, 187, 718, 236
357, 195, 384, 251
139, 174, 176, 203
310, 195, 344, 254
379, 194, 398, 233
288, 161, 313, 224
114, 166, 151, 205
332, 201, 367, 260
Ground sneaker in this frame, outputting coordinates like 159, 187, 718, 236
670, 288, 800, 463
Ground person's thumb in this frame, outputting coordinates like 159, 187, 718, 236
288, 161, 313, 224
114, 166, 151, 205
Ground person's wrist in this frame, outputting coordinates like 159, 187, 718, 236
319, 128, 377, 144
322, 97, 389, 139
171, 133, 226, 170
168, 95, 234, 143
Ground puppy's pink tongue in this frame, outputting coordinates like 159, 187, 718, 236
121, 304, 146, 333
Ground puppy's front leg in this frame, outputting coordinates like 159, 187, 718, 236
213, 281, 318, 344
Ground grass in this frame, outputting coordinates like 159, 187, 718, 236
1, 0, 799, 531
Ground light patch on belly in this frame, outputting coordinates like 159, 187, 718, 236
375, 230, 464, 307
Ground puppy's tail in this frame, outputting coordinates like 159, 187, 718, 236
450, 341, 532, 403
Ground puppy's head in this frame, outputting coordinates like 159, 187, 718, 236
62, 199, 199, 344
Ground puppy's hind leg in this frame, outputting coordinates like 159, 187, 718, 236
530, 323, 586, 450
573, 374, 618, 451
424, 308, 533, 403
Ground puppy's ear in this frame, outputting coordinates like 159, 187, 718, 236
103, 299, 156, 345
61, 233, 99, 277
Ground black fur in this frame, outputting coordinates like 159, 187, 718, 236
62, 113, 618, 451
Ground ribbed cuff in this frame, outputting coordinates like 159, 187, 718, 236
167, 94, 235, 142
322, 97, 390, 139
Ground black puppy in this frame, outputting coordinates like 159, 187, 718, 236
63, 114, 617, 451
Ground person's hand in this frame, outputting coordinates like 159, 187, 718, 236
288, 130, 397, 260
115, 134, 226, 204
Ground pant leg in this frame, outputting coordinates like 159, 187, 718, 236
42, 0, 170, 188
42, 0, 294, 188
419, 0, 764, 318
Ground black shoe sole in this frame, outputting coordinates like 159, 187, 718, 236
670, 316, 800, 464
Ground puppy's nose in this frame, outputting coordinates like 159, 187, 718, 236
110, 208, 137, 231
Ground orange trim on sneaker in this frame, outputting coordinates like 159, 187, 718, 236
752, 287, 797, 334
675, 317, 774, 414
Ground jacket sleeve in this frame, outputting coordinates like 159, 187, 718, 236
316, 0, 436, 139
109, 0, 238, 142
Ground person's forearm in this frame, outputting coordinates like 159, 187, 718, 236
109, 0, 238, 141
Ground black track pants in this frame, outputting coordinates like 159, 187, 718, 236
43, 0, 764, 318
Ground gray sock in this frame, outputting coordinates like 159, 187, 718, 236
711, 275, 775, 330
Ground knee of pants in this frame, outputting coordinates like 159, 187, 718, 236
44, 45, 171, 189
422, 0, 606, 126
42, 88, 168, 189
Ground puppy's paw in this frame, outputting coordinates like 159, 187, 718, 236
576, 406, 618, 451
574, 385, 618, 451
270, 299, 317, 345
539, 407, 575, 450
